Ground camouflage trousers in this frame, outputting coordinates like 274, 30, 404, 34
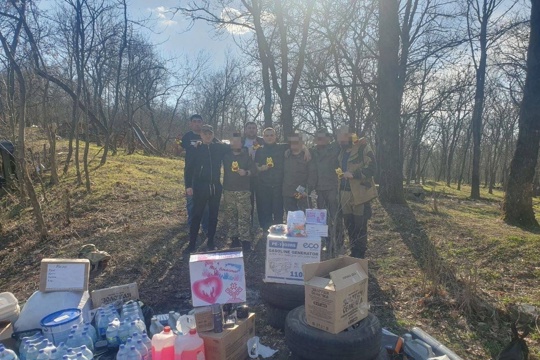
223, 190, 252, 241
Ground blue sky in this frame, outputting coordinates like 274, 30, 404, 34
40, 0, 240, 66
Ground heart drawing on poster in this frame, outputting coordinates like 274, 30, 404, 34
192, 276, 223, 304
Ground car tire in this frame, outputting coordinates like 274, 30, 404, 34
266, 304, 289, 330
260, 282, 305, 310
284, 306, 382, 360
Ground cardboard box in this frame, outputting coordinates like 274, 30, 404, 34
40, 259, 90, 292
265, 234, 321, 285
306, 224, 328, 237
199, 313, 255, 360
189, 251, 246, 307
192, 306, 214, 332
91, 283, 139, 308
305, 209, 327, 225
303, 256, 369, 334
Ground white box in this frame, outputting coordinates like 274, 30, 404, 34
265, 234, 321, 285
306, 224, 328, 237
91, 283, 139, 309
189, 251, 246, 307
305, 209, 327, 225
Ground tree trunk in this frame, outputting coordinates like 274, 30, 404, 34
503, 0, 540, 227
377, 0, 405, 203
470, 14, 489, 199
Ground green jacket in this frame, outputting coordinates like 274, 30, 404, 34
282, 150, 317, 197
338, 140, 378, 205
312, 142, 340, 191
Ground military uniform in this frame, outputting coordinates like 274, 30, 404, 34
337, 139, 377, 258
282, 150, 317, 212
223, 150, 256, 248
312, 142, 343, 257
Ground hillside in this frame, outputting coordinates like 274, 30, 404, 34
1, 139, 539, 359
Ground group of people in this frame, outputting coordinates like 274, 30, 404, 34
180, 114, 378, 258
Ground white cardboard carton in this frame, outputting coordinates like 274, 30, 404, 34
265, 234, 321, 285
189, 251, 246, 307
91, 283, 139, 308
39, 259, 90, 292
303, 256, 369, 334
306, 224, 328, 237
305, 209, 327, 225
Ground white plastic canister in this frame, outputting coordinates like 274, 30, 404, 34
0, 292, 20, 323
40, 308, 83, 345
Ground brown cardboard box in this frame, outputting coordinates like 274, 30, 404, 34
91, 283, 139, 308
39, 259, 90, 292
303, 256, 368, 334
192, 306, 214, 332
199, 313, 255, 360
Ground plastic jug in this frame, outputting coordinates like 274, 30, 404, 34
135, 340, 148, 360
0, 345, 19, 360
36, 350, 49, 360
126, 347, 141, 360
151, 327, 175, 360
140, 334, 152, 360
149, 318, 163, 339
116, 345, 128, 360
174, 329, 204, 360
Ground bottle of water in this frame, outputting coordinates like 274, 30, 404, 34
126, 346, 141, 360
140, 335, 152, 360
48, 349, 59, 360
149, 318, 163, 339
55, 343, 67, 358
43, 342, 56, 356
83, 323, 97, 344
64, 350, 75, 360
65, 336, 80, 350
20, 340, 33, 360
135, 340, 148, 360
79, 333, 93, 353
19, 334, 42, 357
36, 349, 49, 360
0, 345, 19, 360
106, 323, 119, 349
76, 346, 92, 360
26, 346, 39, 360
116, 345, 128, 360
97, 314, 108, 339
34, 341, 49, 352
75, 353, 86, 360
117, 322, 130, 345
61, 355, 69, 360
134, 319, 146, 334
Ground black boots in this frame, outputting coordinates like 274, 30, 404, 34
344, 214, 367, 258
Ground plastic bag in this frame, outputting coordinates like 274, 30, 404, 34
286, 211, 307, 237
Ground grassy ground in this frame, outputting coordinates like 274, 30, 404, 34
1, 134, 538, 359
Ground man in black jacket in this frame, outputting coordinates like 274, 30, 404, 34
184, 125, 229, 253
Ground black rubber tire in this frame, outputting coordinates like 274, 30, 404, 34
260, 282, 305, 310
266, 304, 289, 330
285, 306, 382, 360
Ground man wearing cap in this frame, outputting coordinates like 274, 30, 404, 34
282, 134, 317, 212
312, 127, 342, 257
223, 133, 257, 252
337, 129, 377, 258
184, 124, 229, 252
180, 114, 209, 236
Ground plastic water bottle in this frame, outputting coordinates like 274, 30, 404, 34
106, 323, 119, 349
81, 325, 96, 344
126, 347, 141, 360
79, 333, 93, 353
74, 346, 92, 360
134, 318, 146, 334
149, 318, 163, 339
43, 342, 56, 356
116, 345, 128, 360
22, 338, 46, 360
64, 350, 75, 360
36, 349, 49, 360
174, 329, 204, 360
97, 314, 108, 339
66, 336, 80, 350
117, 322, 131, 345
26, 346, 39, 360
140, 335, 152, 360
135, 340, 148, 360
151, 327, 175, 360
55, 344, 67, 358
48, 349, 60, 360
20, 340, 33, 360
75, 353, 86, 360
0, 345, 19, 360
34, 341, 49, 352
19, 334, 42, 357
